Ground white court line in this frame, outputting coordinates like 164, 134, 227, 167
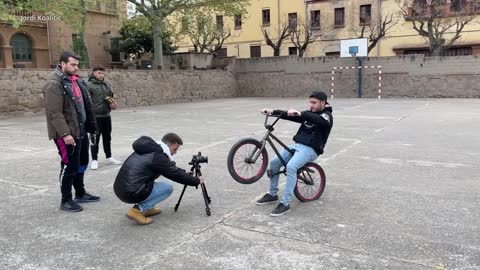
335, 115, 396, 120
0, 146, 34, 152
321, 140, 363, 163
216, 103, 266, 111
0, 179, 48, 190
0, 149, 56, 160
231, 114, 254, 119
360, 156, 472, 168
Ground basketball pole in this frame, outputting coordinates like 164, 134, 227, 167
356, 55, 363, 98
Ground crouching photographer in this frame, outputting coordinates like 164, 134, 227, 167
114, 133, 204, 225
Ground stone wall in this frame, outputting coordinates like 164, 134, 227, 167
234, 55, 480, 98
1, 55, 480, 117
0, 69, 236, 117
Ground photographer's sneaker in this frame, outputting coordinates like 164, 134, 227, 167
255, 193, 278, 205
74, 193, 101, 203
90, 160, 98, 170
106, 157, 122, 165
270, 203, 290, 217
60, 199, 83, 212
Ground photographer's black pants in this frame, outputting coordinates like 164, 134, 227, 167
55, 129, 88, 202
91, 116, 112, 160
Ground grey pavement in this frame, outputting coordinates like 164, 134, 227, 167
0, 98, 479, 270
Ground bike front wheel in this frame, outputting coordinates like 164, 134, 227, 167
294, 162, 326, 202
227, 138, 268, 184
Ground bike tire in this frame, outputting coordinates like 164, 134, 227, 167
227, 138, 269, 184
294, 162, 326, 202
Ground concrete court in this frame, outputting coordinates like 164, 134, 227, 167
0, 98, 479, 270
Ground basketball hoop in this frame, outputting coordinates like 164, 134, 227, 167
340, 39, 367, 58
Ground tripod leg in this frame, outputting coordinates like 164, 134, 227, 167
202, 184, 211, 204
174, 185, 188, 212
200, 183, 211, 216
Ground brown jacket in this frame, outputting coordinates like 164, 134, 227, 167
44, 67, 97, 140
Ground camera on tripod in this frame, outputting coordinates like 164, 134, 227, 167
175, 151, 211, 216
189, 152, 208, 165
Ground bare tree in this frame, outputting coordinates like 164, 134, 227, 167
261, 21, 291, 56
398, 0, 476, 56
353, 12, 399, 54
290, 17, 325, 57
185, 11, 231, 53
127, 0, 247, 69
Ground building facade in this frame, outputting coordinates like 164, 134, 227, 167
175, 0, 480, 57
0, 0, 126, 69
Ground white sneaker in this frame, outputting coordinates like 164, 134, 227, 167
106, 157, 122, 165
90, 160, 98, 170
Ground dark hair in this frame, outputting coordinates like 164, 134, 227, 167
92, 65, 105, 72
59, 51, 80, 64
162, 133, 183, 145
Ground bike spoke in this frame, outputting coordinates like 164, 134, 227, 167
232, 142, 265, 180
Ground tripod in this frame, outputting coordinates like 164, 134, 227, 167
174, 162, 211, 216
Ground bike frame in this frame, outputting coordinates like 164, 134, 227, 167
248, 114, 296, 177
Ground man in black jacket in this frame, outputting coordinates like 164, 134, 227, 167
114, 134, 204, 225
257, 91, 333, 216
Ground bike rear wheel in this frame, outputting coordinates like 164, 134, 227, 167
227, 138, 268, 184
294, 162, 326, 202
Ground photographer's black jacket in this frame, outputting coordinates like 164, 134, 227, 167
273, 104, 333, 155
114, 136, 200, 204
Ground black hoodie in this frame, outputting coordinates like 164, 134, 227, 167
273, 103, 333, 155
114, 136, 200, 204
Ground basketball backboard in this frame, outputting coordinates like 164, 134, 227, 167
340, 38, 368, 57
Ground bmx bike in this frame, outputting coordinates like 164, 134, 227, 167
226, 113, 326, 202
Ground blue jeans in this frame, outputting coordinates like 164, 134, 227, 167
138, 181, 174, 212
268, 143, 318, 206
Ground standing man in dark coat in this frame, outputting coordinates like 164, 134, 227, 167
44, 51, 100, 212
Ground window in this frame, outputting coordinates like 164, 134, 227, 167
262, 9, 270, 26
110, 37, 121, 63
450, 0, 466, 12
289, 47, 298, 56
288, 13, 298, 31
325, 52, 340, 57
250, 45, 261, 57
72, 34, 88, 67
105, 0, 117, 14
217, 48, 227, 58
216, 15, 224, 30
360, 5, 371, 25
474, 0, 480, 12
234, 14, 242, 29
311, 10, 320, 29
412, 0, 428, 16
181, 17, 189, 33
334, 8, 345, 27
11, 33, 32, 62
401, 47, 472, 56
445, 47, 472, 56
197, 17, 207, 32
86, 0, 100, 11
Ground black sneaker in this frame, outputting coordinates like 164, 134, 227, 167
270, 203, 290, 217
74, 193, 100, 203
255, 193, 278, 205
60, 199, 83, 212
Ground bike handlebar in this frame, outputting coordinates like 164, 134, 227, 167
263, 112, 284, 129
